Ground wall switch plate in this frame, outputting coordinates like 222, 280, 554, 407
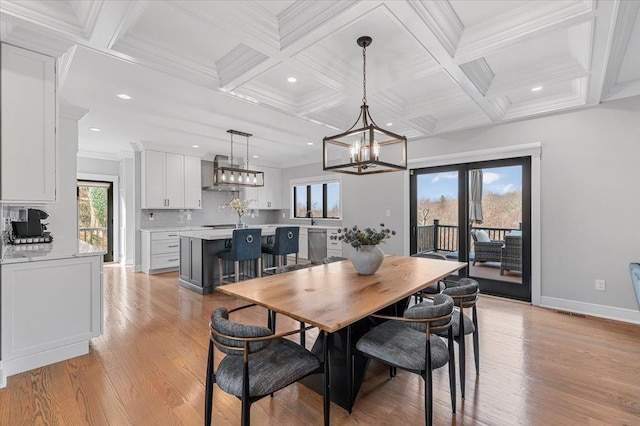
386, 209, 391, 217
282, 212, 285, 218
595, 279, 606, 291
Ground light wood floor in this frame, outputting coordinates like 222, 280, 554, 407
1, 264, 639, 425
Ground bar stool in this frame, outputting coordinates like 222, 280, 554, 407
217, 228, 262, 285
262, 226, 299, 273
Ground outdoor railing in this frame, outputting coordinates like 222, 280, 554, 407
79, 227, 108, 251
416, 219, 521, 254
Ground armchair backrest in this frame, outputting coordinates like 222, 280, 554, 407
442, 278, 479, 308
404, 293, 454, 333
210, 307, 272, 355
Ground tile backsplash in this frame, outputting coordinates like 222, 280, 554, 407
140, 190, 281, 228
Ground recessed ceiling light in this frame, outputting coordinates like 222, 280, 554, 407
386, 122, 393, 126
531, 86, 543, 92
89, 127, 101, 132
116, 93, 132, 100
253, 155, 259, 158
192, 145, 199, 148
306, 142, 314, 146
287, 77, 297, 83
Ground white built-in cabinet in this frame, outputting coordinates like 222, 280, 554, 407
141, 230, 181, 273
244, 166, 281, 210
299, 227, 309, 260
184, 156, 202, 209
0, 44, 56, 203
0, 254, 103, 386
141, 151, 201, 209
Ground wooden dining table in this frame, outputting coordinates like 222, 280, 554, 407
217, 255, 466, 424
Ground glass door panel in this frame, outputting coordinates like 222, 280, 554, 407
78, 180, 113, 262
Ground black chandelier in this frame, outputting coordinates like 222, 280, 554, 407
322, 36, 407, 175
213, 130, 264, 187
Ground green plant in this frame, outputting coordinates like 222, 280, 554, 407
332, 224, 395, 249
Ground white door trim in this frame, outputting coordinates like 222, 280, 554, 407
403, 142, 542, 306
77, 172, 119, 263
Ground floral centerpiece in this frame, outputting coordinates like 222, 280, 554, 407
219, 198, 254, 228
331, 224, 396, 274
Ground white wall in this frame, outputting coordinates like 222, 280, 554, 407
280, 95, 640, 322
77, 157, 119, 176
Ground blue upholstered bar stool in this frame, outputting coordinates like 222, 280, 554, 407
261, 226, 299, 273
217, 228, 263, 285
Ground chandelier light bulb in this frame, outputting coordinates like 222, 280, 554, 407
221, 173, 226, 182
238, 174, 243, 183
230, 173, 235, 182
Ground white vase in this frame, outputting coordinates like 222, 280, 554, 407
349, 245, 384, 275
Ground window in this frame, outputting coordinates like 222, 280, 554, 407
293, 180, 341, 219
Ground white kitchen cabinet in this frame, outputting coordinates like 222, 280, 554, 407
141, 230, 181, 273
141, 150, 185, 209
0, 254, 103, 385
246, 166, 281, 210
1, 44, 56, 203
299, 227, 308, 260
183, 156, 202, 209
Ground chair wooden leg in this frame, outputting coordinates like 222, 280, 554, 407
473, 307, 480, 376
205, 340, 215, 426
448, 329, 456, 415
234, 261, 240, 283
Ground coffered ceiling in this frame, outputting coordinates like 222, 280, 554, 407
1, 0, 638, 167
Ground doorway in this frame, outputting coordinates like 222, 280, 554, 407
78, 180, 114, 262
410, 157, 531, 301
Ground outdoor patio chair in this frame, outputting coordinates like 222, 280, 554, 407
500, 231, 522, 275
470, 230, 502, 265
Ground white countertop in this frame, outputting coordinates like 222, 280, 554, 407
141, 224, 342, 233
140, 226, 210, 232
1, 240, 104, 264
179, 226, 277, 240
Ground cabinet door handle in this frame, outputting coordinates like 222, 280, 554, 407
168, 234, 178, 237
168, 258, 179, 262
198, 199, 201, 207
167, 198, 170, 206
168, 245, 179, 248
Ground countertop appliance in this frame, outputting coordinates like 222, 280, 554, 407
10, 208, 52, 244
308, 228, 327, 264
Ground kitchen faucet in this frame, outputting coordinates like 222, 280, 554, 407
306, 210, 316, 226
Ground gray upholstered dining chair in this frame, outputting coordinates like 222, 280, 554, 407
630, 263, 640, 310
217, 228, 262, 285
322, 256, 347, 264
354, 294, 457, 426
435, 278, 480, 399
205, 306, 324, 426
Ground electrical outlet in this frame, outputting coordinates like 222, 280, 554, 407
595, 279, 606, 291
282, 212, 285, 218
386, 209, 391, 217
148, 212, 154, 221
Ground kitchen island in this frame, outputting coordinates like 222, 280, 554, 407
0, 240, 103, 388
178, 226, 277, 294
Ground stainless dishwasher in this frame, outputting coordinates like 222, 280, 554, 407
307, 228, 327, 264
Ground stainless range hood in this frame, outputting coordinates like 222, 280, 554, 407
201, 157, 239, 192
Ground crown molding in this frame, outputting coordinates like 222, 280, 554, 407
435, 108, 492, 134
298, 90, 347, 116
77, 150, 123, 161
459, 58, 494, 96
57, 44, 77, 89
409, 116, 438, 134
0, 24, 75, 57
88, 0, 149, 49
482, 97, 510, 121
167, 0, 280, 54
70, 0, 103, 38
404, 91, 471, 119
503, 77, 588, 120
279, 0, 359, 51
234, 81, 298, 114
59, 102, 90, 120
601, 0, 640, 102
216, 44, 271, 90
135, 141, 206, 158
0, 0, 88, 39
486, 56, 588, 99
406, 0, 463, 57
454, 0, 595, 65
115, 31, 219, 88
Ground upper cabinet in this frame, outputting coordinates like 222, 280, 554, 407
1, 44, 56, 203
141, 150, 202, 209
244, 166, 281, 210
183, 156, 202, 209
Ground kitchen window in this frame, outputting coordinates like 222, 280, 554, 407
292, 180, 341, 219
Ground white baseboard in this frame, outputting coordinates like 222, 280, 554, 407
133, 264, 142, 272
540, 296, 640, 324
0, 361, 5, 388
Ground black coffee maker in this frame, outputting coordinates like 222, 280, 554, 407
10, 209, 52, 243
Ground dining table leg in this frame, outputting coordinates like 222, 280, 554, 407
346, 324, 353, 414
323, 331, 332, 426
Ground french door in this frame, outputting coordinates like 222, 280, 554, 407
410, 157, 531, 301
78, 180, 114, 262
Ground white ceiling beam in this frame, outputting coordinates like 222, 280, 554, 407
57, 45, 78, 89
406, 0, 463, 57
454, 0, 595, 65
88, 0, 149, 49
599, 0, 639, 102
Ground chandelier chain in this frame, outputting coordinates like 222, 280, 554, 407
362, 44, 367, 105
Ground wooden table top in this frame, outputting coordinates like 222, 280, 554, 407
217, 256, 466, 333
